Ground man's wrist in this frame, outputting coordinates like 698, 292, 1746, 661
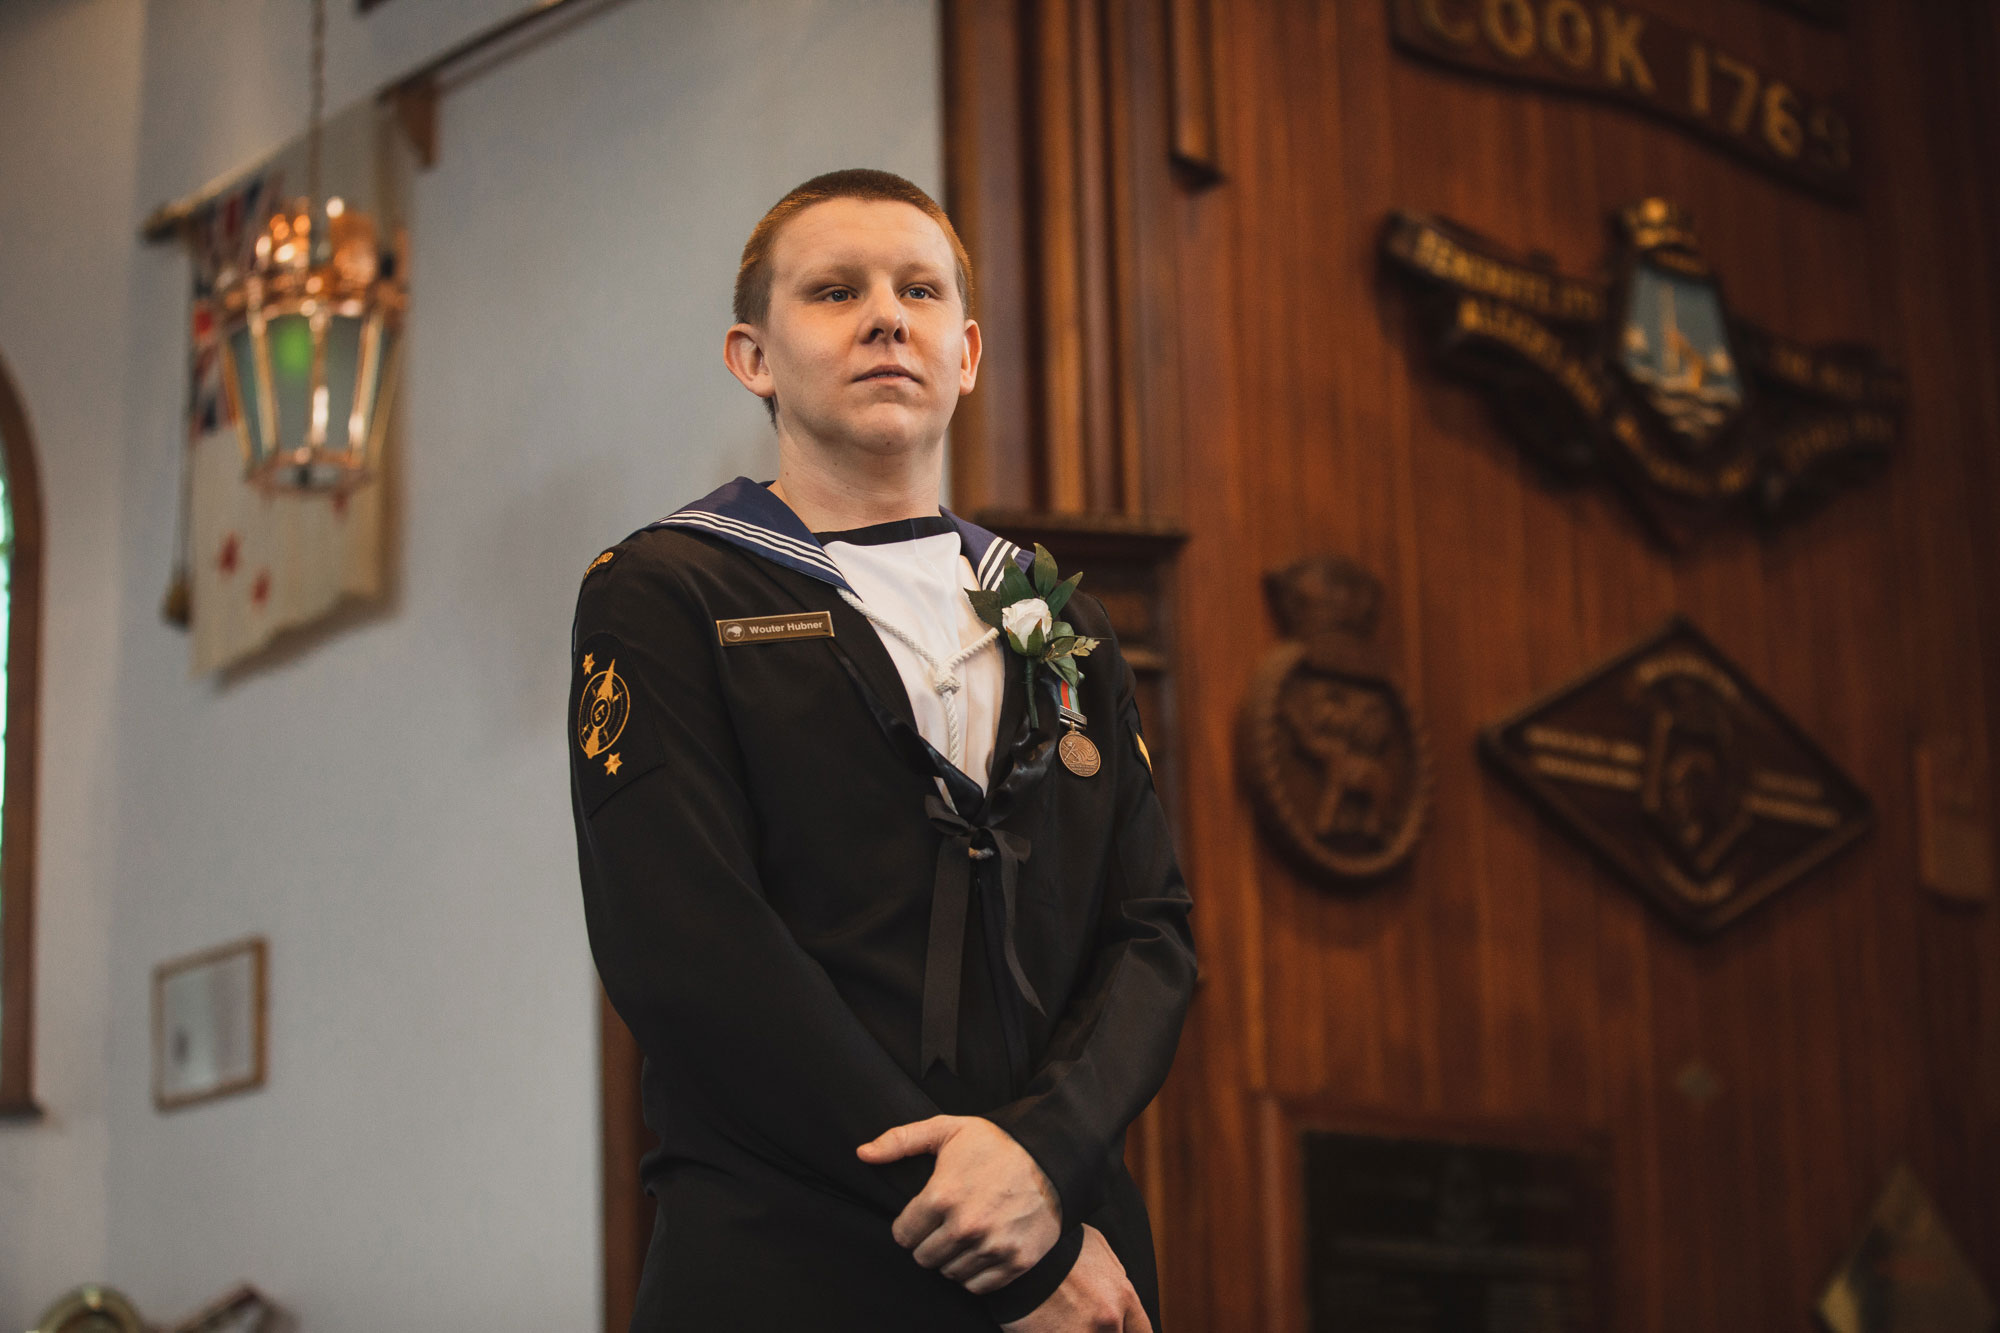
977, 1221, 1085, 1322
982, 1103, 1104, 1229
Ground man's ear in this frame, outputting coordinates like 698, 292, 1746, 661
724, 323, 776, 402
958, 319, 982, 397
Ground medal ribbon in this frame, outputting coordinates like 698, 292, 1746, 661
1057, 677, 1086, 728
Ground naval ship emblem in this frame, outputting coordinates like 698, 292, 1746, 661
1617, 235, 1746, 452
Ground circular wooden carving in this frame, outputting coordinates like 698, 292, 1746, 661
1238, 557, 1431, 884
1241, 643, 1431, 881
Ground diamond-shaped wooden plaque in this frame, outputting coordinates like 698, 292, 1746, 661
1818, 1167, 1997, 1333
1481, 616, 1873, 933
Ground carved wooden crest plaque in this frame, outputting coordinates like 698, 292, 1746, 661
1240, 557, 1431, 883
1383, 200, 1905, 546
1482, 616, 1872, 932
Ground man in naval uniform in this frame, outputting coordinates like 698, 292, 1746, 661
568, 169, 1196, 1331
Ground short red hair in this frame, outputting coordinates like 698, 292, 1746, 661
733, 168, 973, 326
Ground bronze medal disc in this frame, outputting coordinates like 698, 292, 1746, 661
1059, 730, 1102, 778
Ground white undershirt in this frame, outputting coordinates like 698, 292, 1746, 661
821, 532, 1006, 791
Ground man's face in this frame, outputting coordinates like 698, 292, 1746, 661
726, 198, 979, 458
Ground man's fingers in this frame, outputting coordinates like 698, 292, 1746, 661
940, 1244, 1006, 1284
911, 1216, 978, 1269
856, 1114, 957, 1164
890, 1187, 951, 1250
960, 1260, 1020, 1295
1122, 1286, 1154, 1333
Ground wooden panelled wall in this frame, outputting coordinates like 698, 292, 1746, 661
945, 1, 2000, 1329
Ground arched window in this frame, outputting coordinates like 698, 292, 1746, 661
0, 351, 44, 1116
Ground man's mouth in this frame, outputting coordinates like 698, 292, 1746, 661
857, 367, 918, 383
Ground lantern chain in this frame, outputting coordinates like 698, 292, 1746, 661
308, 0, 326, 226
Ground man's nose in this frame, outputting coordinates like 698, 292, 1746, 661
861, 282, 907, 341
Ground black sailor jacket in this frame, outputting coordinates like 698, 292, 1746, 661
568, 480, 1197, 1331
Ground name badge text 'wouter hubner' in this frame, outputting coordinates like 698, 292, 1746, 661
716, 611, 836, 646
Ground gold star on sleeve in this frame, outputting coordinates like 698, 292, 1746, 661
604, 752, 622, 776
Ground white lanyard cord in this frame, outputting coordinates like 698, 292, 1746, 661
837, 588, 999, 771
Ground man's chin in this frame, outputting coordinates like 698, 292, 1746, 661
818, 407, 952, 458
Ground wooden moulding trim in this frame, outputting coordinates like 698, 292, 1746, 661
1034, 0, 1090, 513
942, 0, 1038, 514
1104, 0, 1144, 516
1071, 0, 1120, 514
970, 506, 1189, 551
599, 992, 652, 1333
1166, 0, 1224, 184
0, 350, 42, 1118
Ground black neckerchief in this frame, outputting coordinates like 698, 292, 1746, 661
813, 514, 957, 546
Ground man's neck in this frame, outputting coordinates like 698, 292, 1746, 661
769, 433, 946, 534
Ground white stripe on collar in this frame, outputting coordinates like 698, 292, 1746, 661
639, 477, 1030, 595
975, 536, 1022, 591
660, 510, 844, 579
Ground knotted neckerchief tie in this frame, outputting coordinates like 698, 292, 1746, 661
817, 615, 1051, 1084
922, 793, 1042, 1080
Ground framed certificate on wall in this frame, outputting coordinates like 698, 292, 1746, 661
152, 936, 267, 1111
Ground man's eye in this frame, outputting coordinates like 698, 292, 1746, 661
822, 288, 853, 302
905, 286, 935, 299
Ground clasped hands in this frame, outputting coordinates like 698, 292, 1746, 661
857, 1115, 1153, 1332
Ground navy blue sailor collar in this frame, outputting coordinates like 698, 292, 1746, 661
636, 475, 1030, 594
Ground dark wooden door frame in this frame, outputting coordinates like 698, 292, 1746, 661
0, 349, 46, 1119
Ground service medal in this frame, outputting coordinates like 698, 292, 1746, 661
1059, 730, 1102, 778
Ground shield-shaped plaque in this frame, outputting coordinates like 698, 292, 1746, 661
1617, 255, 1746, 452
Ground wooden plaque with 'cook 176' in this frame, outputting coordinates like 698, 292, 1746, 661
1389, 0, 1860, 199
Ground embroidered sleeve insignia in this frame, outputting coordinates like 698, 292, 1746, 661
576, 656, 630, 762
572, 631, 664, 814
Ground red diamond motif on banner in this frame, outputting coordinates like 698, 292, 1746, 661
217, 533, 240, 575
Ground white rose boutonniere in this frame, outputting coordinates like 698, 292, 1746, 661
967, 543, 1101, 728
1000, 598, 1054, 642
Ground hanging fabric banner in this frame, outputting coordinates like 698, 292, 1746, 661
176, 99, 409, 676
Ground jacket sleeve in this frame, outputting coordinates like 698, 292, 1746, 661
570, 549, 1082, 1317
983, 626, 1199, 1227
572, 552, 941, 1211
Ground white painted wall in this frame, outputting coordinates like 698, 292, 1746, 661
0, 1, 941, 1327
0, 0, 146, 1317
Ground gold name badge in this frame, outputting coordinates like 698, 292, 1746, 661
715, 611, 836, 646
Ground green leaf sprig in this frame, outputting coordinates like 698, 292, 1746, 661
967, 543, 1101, 728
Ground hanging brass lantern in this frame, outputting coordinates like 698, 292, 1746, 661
216, 0, 404, 492
218, 199, 403, 491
